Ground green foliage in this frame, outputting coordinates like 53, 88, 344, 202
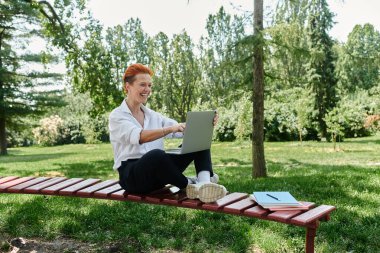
264, 88, 317, 141
324, 107, 345, 148
152, 31, 201, 122
234, 94, 253, 140
265, 22, 309, 90
57, 92, 109, 144
214, 107, 238, 142
336, 23, 380, 92
323, 87, 380, 150
31, 92, 109, 146
0, 0, 84, 154
305, 0, 338, 138
4, 0, 380, 148
199, 7, 251, 108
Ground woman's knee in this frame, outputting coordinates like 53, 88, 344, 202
144, 149, 169, 164
146, 149, 166, 158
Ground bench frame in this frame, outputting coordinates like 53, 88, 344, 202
0, 176, 336, 253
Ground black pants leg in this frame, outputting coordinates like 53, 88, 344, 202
118, 149, 213, 194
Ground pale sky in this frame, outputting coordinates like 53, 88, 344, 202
88, 0, 380, 43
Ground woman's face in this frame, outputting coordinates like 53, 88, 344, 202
125, 73, 152, 104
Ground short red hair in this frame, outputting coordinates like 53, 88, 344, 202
123, 63, 153, 84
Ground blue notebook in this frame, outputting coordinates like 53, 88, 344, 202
252, 192, 301, 207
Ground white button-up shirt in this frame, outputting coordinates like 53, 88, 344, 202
109, 100, 180, 170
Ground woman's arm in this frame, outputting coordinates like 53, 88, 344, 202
139, 123, 185, 144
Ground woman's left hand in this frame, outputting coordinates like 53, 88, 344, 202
213, 112, 219, 126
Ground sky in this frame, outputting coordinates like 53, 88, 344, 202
88, 0, 380, 43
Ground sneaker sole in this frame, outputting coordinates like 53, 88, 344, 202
198, 183, 227, 203
186, 184, 199, 199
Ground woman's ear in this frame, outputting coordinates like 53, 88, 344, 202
124, 82, 129, 94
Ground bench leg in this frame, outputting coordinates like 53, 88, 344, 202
305, 227, 316, 253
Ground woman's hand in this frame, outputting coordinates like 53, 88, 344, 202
213, 112, 219, 126
170, 123, 186, 133
163, 123, 185, 135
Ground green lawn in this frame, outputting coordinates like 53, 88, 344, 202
1, 135, 379, 252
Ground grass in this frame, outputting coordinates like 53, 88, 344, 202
0, 134, 379, 252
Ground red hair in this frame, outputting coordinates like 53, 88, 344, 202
123, 63, 153, 84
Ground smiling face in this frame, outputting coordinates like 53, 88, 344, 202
125, 73, 152, 105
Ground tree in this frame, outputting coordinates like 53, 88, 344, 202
305, 0, 337, 138
148, 32, 171, 111
199, 7, 250, 107
266, 0, 310, 90
0, 0, 74, 155
68, 17, 152, 115
153, 31, 200, 122
252, 0, 266, 178
336, 23, 380, 93
69, 20, 119, 114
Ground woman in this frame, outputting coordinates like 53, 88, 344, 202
109, 63, 227, 203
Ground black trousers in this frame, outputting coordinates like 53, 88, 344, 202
118, 149, 214, 194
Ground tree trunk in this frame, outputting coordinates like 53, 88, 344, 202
0, 32, 7, 155
0, 118, 7, 155
252, 0, 266, 178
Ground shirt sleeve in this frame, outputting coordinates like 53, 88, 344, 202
109, 112, 143, 145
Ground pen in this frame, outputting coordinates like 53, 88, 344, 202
266, 193, 280, 201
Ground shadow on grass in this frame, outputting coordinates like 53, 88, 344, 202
0, 153, 75, 164
1, 195, 252, 252
344, 138, 380, 145
53, 160, 115, 179
219, 158, 251, 166
220, 161, 380, 253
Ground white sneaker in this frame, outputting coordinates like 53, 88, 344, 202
186, 182, 227, 203
187, 173, 219, 184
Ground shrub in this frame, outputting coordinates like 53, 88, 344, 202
264, 88, 315, 141
214, 107, 237, 141
191, 99, 238, 141
83, 114, 110, 143
334, 90, 374, 138
234, 95, 252, 140
32, 115, 66, 146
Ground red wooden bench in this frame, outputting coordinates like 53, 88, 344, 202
0, 176, 335, 253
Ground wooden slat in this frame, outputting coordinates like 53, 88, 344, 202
144, 195, 162, 203
24, 177, 67, 194
291, 205, 336, 226
41, 178, 84, 195
59, 179, 101, 196
0, 177, 34, 191
76, 180, 118, 197
267, 202, 316, 223
161, 191, 188, 205
223, 197, 256, 214
93, 184, 122, 198
244, 205, 269, 217
202, 192, 248, 211
181, 198, 203, 208
6, 177, 50, 193
145, 186, 181, 203
0, 176, 20, 186
126, 193, 144, 201
109, 189, 127, 200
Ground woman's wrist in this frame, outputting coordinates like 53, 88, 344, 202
162, 127, 171, 136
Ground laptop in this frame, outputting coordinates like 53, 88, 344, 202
165, 111, 216, 155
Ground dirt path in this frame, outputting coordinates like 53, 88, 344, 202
1, 237, 121, 253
